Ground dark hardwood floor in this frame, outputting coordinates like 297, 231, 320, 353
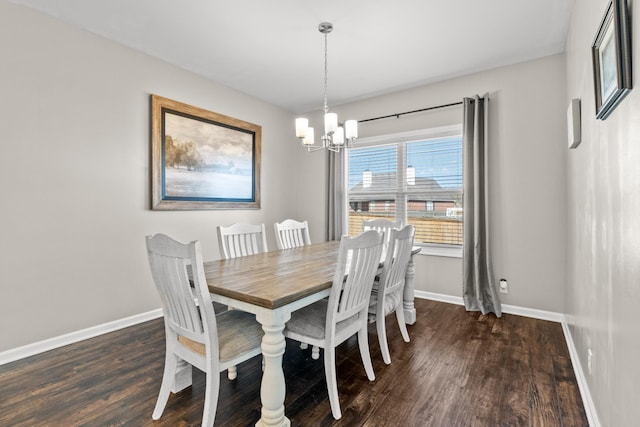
0, 299, 588, 426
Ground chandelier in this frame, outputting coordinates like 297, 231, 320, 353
295, 22, 358, 152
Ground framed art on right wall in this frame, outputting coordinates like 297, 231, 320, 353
592, 0, 632, 120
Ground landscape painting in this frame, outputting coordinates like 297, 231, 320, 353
151, 95, 261, 210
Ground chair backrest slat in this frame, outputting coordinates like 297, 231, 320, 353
274, 219, 311, 250
217, 223, 268, 259
328, 230, 383, 325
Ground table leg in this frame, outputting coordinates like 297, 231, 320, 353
255, 312, 291, 427
403, 255, 417, 324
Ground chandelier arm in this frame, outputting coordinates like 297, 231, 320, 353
302, 143, 328, 153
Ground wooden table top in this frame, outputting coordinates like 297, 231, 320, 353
203, 241, 340, 310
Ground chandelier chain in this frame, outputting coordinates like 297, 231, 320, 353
323, 30, 329, 114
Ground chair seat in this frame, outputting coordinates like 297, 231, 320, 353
178, 310, 263, 363
285, 299, 360, 342
368, 289, 403, 317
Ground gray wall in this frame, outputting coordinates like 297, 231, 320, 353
4, 0, 637, 423
565, 1, 640, 425
0, 0, 569, 352
0, 1, 299, 351
297, 54, 569, 313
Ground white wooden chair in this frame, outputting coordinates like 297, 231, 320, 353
216, 222, 268, 378
284, 230, 384, 419
274, 219, 320, 356
362, 218, 401, 249
362, 218, 401, 232
217, 223, 268, 259
145, 234, 263, 427
274, 219, 311, 250
368, 225, 415, 364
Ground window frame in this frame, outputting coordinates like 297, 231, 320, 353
343, 124, 463, 258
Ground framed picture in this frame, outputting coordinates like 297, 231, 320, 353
151, 95, 261, 210
592, 0, 632, 120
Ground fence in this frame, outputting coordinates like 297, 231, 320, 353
348, 213, 463, 245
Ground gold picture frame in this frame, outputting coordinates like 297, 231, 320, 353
151, 95, 261, 210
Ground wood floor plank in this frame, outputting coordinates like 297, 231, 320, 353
553, 354, 589, 427
0, 299, 589, 427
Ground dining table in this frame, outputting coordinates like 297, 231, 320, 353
180, 240, 419, 427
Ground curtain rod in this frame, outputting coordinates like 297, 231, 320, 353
358, 101, 464, 123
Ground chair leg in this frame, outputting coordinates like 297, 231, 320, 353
357, 326, 375, 381
311, 345, 320, 360
376, 312, 392, 365
324, 347, 342, 420
201, 365, 221, 427
227, 365, 237, 380
152, 351, 178, 420
395, 305, 410, 342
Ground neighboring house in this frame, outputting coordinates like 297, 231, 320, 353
348, 172, 461, 216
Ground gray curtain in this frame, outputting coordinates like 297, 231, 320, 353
327, 149, 345, 241
462, 96, 502, 317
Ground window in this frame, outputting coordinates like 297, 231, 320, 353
426, 201, 434, 212
346, 125, 463, 251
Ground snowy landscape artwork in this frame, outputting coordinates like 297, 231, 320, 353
164, 112, 253, 199
151, 95, 261, 210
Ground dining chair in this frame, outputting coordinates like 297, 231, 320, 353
274, 218, 319, 356
217, 222, 268, 380
362, 218, 401, 232
216, 222, 268, 378
217, 222, 268, 259
145, 233, 263, 427
274, 219, 311, 250
284, 230, 384, 420
368, 224, 415, 365
362, 218, 401, 249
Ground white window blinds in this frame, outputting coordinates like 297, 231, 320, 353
346, 127, 463, 246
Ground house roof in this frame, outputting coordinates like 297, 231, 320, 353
349, 172, 461, 202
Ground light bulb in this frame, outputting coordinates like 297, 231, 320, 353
333, 127, 345, 145
345, 120, 358, 139
295, 118, 309, 138
324, 113, 338, 135
303, 127, 314, 145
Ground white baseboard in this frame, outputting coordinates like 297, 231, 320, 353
415, 290, 464, 307
415, 291, 563, 322
561, 321, 600, 427
415, 291, 599, 426
0, 309, 163, 366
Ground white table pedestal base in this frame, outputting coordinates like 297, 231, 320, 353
255, 313, 291, 427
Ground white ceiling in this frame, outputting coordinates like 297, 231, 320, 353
11, 0, 574, 113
